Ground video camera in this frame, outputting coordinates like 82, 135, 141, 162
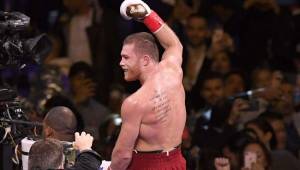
0, 88, 42, 145
0, 11, 52, 170
0, 11, 51, 69
0, 11, 50, 144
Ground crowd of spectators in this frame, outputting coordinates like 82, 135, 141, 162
1, 0, 300, 169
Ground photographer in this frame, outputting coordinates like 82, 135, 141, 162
28, 132, 102, 170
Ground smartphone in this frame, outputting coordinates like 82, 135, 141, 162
244, 151, 257, 169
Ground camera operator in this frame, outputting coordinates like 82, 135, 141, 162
28, 131, 102, 170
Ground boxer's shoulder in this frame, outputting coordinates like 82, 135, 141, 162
120, 96, 145, 119
159, 59, 183, 76
121, 90, 148, 111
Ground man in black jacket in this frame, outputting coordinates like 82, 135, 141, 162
28, 132, 102, 170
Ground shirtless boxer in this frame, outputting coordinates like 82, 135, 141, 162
108, 0, 186, 170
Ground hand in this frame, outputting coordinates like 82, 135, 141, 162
214, 157, 230, 170
228, 98, 249, 125
209, 29, 234, 58
260, 87, 282, 102
120, 0, 151, 20
73, 132, 94, 152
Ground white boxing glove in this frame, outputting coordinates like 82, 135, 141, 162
120, 0, 151, 20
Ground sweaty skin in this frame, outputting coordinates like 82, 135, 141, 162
110, 11, 186, 170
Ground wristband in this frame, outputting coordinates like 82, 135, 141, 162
143, 11, 164, 33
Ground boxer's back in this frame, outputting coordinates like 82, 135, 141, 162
131, 61, 186, 151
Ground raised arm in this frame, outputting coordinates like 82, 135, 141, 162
155, 24, 183, 66
120, 0, 183, 66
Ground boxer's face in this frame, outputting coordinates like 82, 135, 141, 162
186, 16, 208, 47
120, 44, 141, 81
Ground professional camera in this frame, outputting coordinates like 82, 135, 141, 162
0, 11, 51, 69
0, 11, 52, 170
0, 88, 41, 144
0, 10, 51, 143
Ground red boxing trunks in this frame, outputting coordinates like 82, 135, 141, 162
127, 147, 186, 170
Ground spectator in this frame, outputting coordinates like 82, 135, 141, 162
187, 72, 225, 133
182, 14, 209, 92
245, 118, 276, 149
43, 106, 77, 142
29, 138, 64, 169
260, 112, 287, 150
181, 14, 235, 92
240, 140, 271, 170
251, 68, 273, 89
224, 71, 246, 98
44, 95, 84, 132
68, 62, 110, 141
246, 117, 300, 170
28, 132, 102, 170
210, 51, 232, 75
192, 100, 237, 151
222, 129, 258, 170
55, 0, 119, 104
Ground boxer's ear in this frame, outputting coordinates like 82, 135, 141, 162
142, 55, 150, 66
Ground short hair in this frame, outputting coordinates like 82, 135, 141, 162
29, 138, 64, 170
69, 61, 93, 79
198, 72, 224, 90
186, 13, 208, 27
223, 129, 258, 152
246, 117, 277, 150
123, 32, 159, 61
44, 106, 77, 140
44, 95, 84, 132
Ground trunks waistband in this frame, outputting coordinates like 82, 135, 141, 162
133, 144, 181, 154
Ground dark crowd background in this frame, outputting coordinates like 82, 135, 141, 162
1, 0, 300, 169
